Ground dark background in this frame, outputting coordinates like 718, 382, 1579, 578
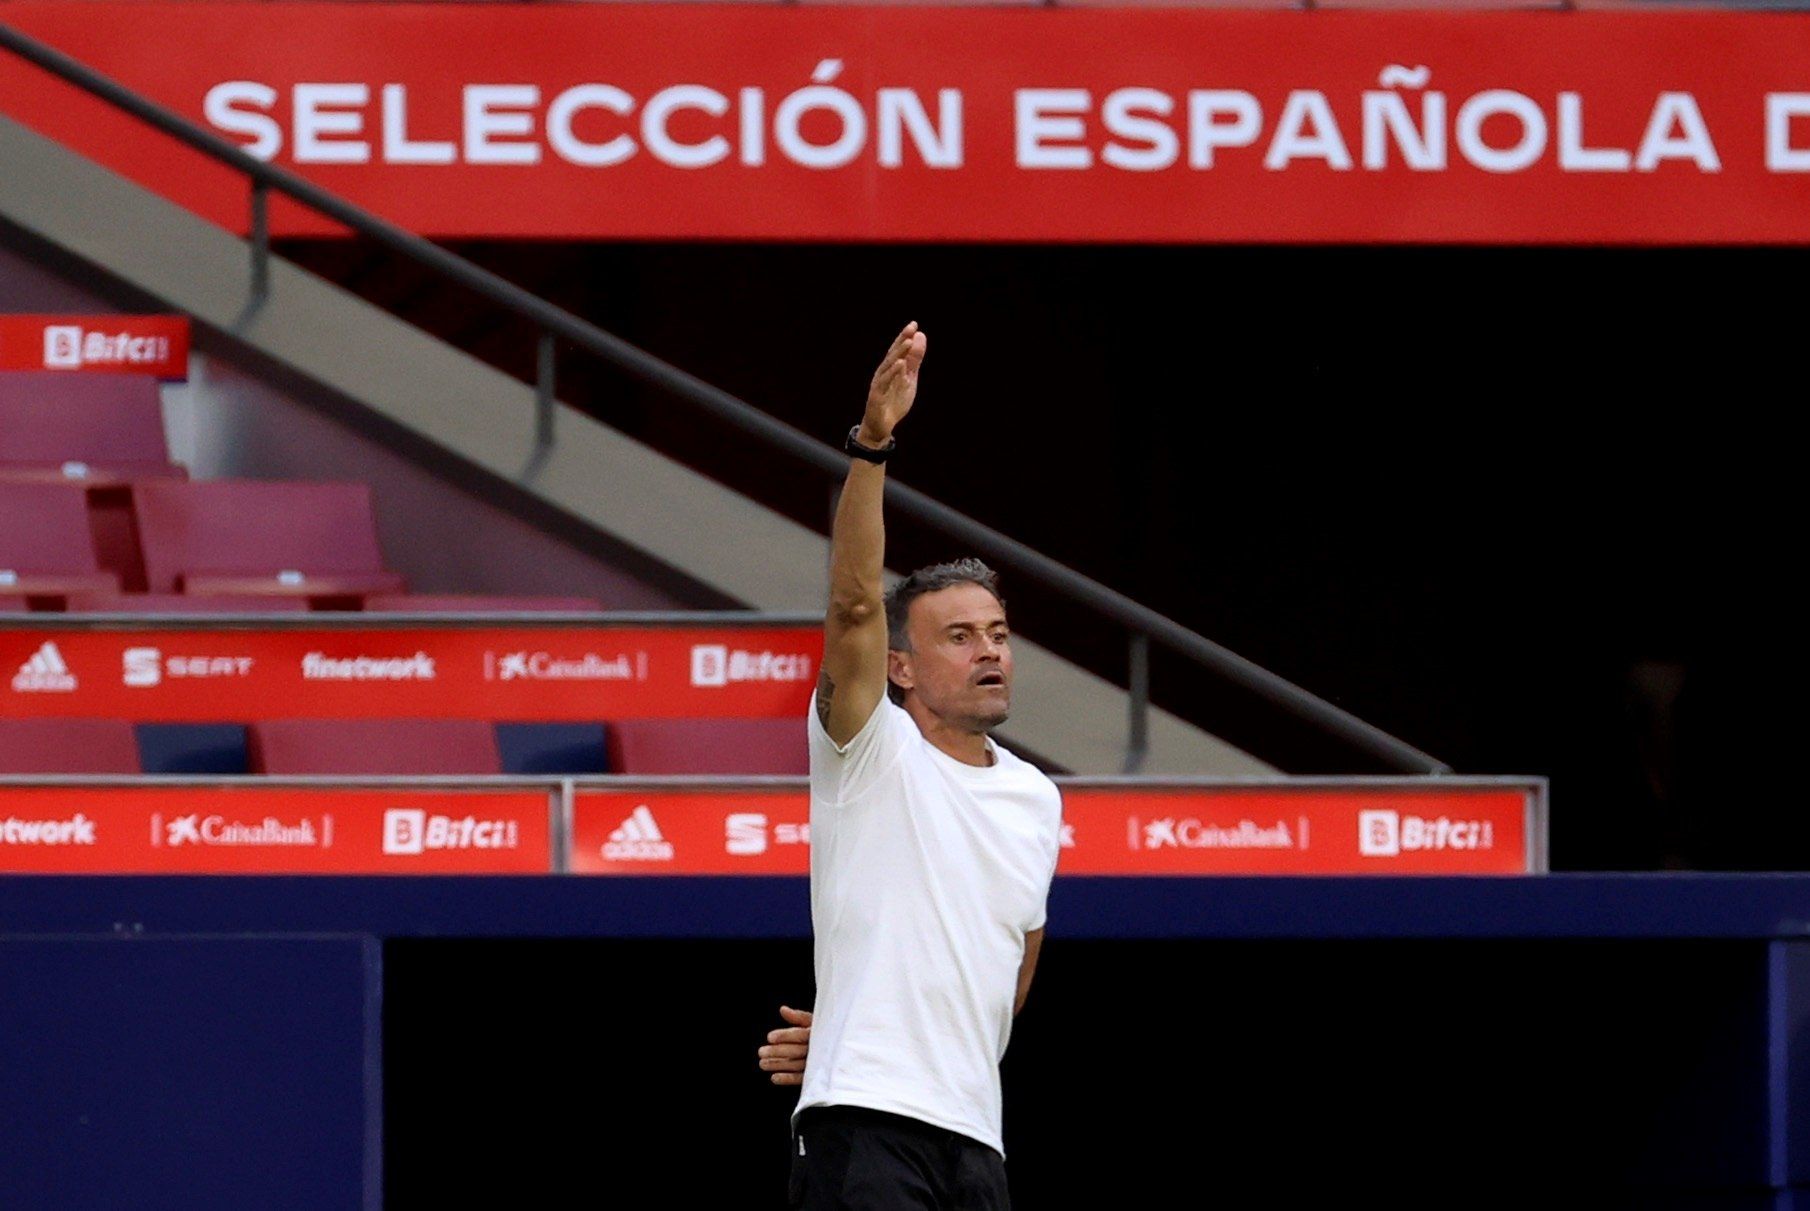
283, 240, 1801, 871
384, 935, 1772, 1207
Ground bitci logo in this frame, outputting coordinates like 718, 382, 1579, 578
43, 325, 80, 368
1358, 809, 1493, 857
1358, 810, 1401, 857
384, 809, 427, 855
382, 808, 518, 855
691, 645, 728, 687
689, 644, 812, 688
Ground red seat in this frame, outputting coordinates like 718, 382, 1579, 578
64, 592, 310, 614
0, 718, 140, 773
132, 480, 405, 599
0, 372, 179, 474
362, 594, 602, 613
607, 718, 807, 775
248, 719, 501, 775
0, 482, 120, 604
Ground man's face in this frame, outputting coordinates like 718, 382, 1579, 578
891, 582, 1012, 732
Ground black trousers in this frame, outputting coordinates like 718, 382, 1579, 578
789, 1106, 1011, 1211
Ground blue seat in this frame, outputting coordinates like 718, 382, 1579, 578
495, 723, 609, 775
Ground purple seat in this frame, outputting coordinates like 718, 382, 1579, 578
248, 719, 501, 775
65, 592, 310, 614
606, 718, 807, 775
362, 594, 602, 613
0, 373, 176, 472
132, 480, 405, 597
0, 482, 119, 602
0, 719, 140, 773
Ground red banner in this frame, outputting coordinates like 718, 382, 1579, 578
0, 783, 553, 872
0, 315, 189, 378
0, 625, 819, 720
6, 5, 1810, 242
570, 782, 1538, 876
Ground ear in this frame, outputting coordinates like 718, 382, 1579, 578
887, 649, 913, 694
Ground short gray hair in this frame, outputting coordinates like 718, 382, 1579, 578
883, 558, 1005, 703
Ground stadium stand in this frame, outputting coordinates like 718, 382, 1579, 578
0, 372, 180, 476
362, 594, 602, 613
131, 480, 406, 601
247, 717, 502, 775
0, 375, 185, 593
0, 717, 139, 773
65, 592, 311, 613
606, 717, 807, 775
0, 480, 120, 604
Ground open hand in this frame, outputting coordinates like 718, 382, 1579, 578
860, 322, 927, 447
758, 1004, 813, 1087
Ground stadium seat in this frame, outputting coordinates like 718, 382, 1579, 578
247, 718, 502, 775
606, 717, 807, 775
64, 592, 310, 613
132, 480, 405, 599
363, 594, 603, 613
136, 724, 250, 775
496, 722, 610, 774
0, 372, 183, 481
0, 718, 140, 773
0, 482, 120, 604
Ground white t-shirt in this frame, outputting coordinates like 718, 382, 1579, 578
796, 693, 1063, 1156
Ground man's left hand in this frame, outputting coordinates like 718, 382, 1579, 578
758, 1004, 813, 1086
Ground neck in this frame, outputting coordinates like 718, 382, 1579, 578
904, 698, 994, 767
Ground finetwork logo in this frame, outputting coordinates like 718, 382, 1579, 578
124, 648, 256, 688
690, 644, 813, 688
1135, 817, 1297, 850
153, 813, 328, 848
381, 808, 519, 854
1, 813, 96, 845
724, 812, 810, 856
1358, 809, 1495, 857
12, 642, 76, 693
604, 805, 675, 862
484, 650, 644, 682
303, 652, 436, 681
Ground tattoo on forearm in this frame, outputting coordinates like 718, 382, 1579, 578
816, 670, 835, 727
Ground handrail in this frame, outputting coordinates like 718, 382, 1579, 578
0, 19, 1449, 775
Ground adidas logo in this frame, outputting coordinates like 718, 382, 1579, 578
602, 805, 675, 862
12, 642, 76, 693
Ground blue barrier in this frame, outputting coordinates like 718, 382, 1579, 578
7, 874, 1810, 1208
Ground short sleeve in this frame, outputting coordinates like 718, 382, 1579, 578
1026, 785, 1063, 932
808, 692, 913, 807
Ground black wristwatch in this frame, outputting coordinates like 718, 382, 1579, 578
845, 425, 896, 464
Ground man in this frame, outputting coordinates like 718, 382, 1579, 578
758, 322, 1063, 1210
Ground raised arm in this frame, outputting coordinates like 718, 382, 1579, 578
817, 322, 927, 746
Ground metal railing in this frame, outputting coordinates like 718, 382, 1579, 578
0, 20, 1449, 774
